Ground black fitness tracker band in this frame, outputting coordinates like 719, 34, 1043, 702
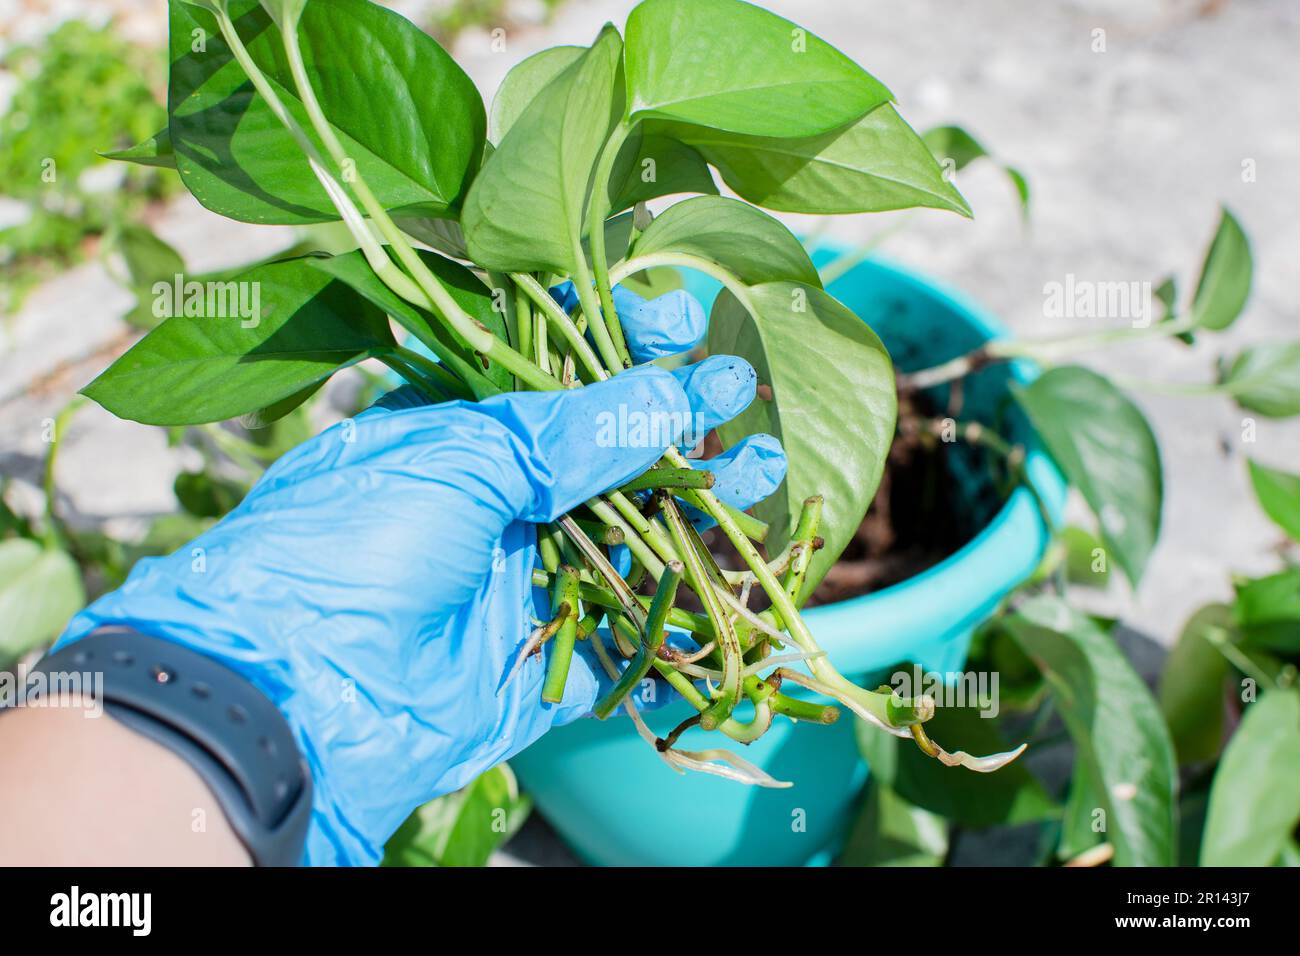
29, 627, 312, 866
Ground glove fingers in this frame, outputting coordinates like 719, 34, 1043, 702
615, 288, 707, 362
549, 282, 708, 363
691, 433, 787, 514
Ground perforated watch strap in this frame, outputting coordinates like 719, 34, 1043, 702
32, 627, 312, 866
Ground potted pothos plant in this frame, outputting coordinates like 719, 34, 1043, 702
54, 0, 1296, 866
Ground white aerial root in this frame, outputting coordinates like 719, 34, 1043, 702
499, 621, 553, 693
934, 742, 1028, 773
663, 748, 792, 788
774, 668, 915, 740
744, 651, 824, 679
589, 630, 791, 789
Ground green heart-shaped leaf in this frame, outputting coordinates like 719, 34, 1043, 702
663, 103, 969, 216
83, 255, 394, 424
0, 540, 84, 667
1013, 366, 1162, 587
624, 0, 890, 138
1220, 341, 1300, 418
630, 196, 820, 287
709, 281, 896, 591
1247, 458, 1300, 542
1003, 596, 1177, 867
1190, 207, 1251, 331
168, 0, 484, 224
462, 26, 623, 274
1201, 688, 1300, 866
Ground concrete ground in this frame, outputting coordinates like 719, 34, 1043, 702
2, 0, 1298, 863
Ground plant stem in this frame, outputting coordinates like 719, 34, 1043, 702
541, 566, 580, 703
594, 560, 683, 719
374, 346, 472, 401
618, 467, 714, 494
264, 10, 558, 393
662, 496, 741, 728
511, 272, 607, 381
586, 122, 634, 369
899, 315, 1199, 390
661, 447, 911, 732
41, 397, 85, 548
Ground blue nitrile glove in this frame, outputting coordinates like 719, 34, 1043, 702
53, 290, 786, 867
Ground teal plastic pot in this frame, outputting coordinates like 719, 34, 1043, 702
510, 254, 1066, 867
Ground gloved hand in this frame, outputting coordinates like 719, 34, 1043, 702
54, 287, 787, 866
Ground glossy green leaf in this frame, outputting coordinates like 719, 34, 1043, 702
624, 0, 889, 138
838, 782, 948, 867
1159, 603, 1233, 765
709, 282, 895, 591
1056, 773, 1106, 862
113, 224, 186, 329
307, 249, 508, 398
396, 216, 470, 261
666, 103, 970, 216
82, 255, 394, 425
168, 0, 484, 224
855, 696, 1057, 827
1234, 569, 1300, 655
922, 124, 1030, 216
1201, 688, 1300, 866
1220, 341, 1300, 418
100, 127, 175, 169
1003, 596, 1178, 867
1248, 459, 1300, 542
1013, 366, 1162, 587
630, 196, 820, 287
462, 26, 623, 274
619, 265, 682, 301
1190, 208, 1251, 331
382, 765, 531, 867
607, 128, 717, 212
489, 45, 583, 143
1060, 525, 1111, 589
0, 540, 85, 666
